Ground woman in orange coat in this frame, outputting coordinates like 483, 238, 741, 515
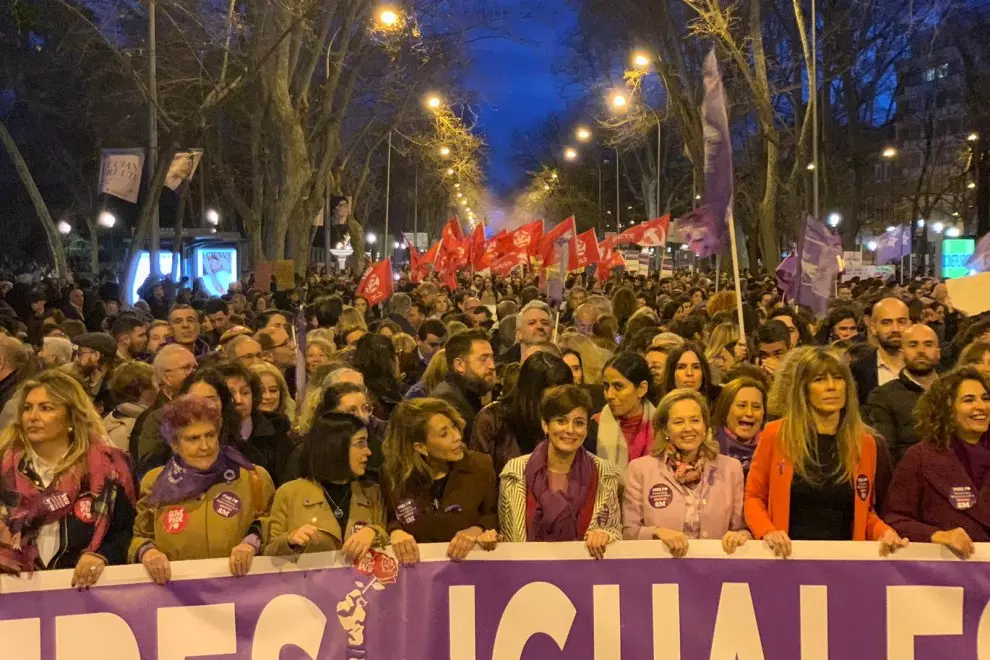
744, 348, 907, 557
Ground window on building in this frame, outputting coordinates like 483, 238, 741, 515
923, 63, 950, 82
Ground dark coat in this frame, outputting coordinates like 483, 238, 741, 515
232, 411, 295, 488
432, 373, 485, 441
863, 371, 926, 466
0, 370, 19, 414
849, 348, 880, 406
383, 449, 499, 542
885, 441, 990, 542
495, 343, 522, 366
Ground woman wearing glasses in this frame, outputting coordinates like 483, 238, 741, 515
265, 413, 387, 559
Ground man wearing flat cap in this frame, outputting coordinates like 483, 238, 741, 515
69, 332, 120, 415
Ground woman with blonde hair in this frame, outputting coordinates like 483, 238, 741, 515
305, 337, 336, 380
623, 389, 749, 557
0, 370, 135, 587
957, 340, 990, 377
557, 333, 609, 385
250, 362, 295, 422
745, 348, 907, 558
381, 398, 498, 563
405, 349, 447, 399
705, 323, 741, 375
336, 306, 368, 349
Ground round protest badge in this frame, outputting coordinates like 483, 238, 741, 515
161, 506, 189, 534
855, 475, 870, 501
74, 497, 94, 523
648, 484, 673, 509
212, 491, 242, 518
950, 486, 976, 510
395, 498, 419, 525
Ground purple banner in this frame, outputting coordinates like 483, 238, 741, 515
875, 225, 912, 265
1, 542, 988, 659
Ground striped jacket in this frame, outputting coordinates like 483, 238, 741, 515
498, 452, 622, 543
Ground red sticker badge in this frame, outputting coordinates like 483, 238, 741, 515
855, 475, 870, 501
74, 497, 94, 523
161, 506, 189, 534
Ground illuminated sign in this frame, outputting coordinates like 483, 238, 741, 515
942, 238, 975, 279
196, 247, 238, 297
129, 252, 175, 304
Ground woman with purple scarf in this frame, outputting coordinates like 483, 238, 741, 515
129, 396, 275, 585
711, 377, 767, 480
499, 385, 621, 559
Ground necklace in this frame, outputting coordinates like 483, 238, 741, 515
322, 487, 346, 520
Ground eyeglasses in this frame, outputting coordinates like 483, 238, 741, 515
351, 439, 370, 450
164, 363, 197, 376
342, 404, 375, 416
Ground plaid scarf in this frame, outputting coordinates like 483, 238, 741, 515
0, 440, 135, 574
663, 444, 705, 488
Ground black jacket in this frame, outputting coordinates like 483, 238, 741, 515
232, 411, 295, 488
432, 373, 485, 441
863, 371, 926, 467
849, 348, 880, 406
495, 343, 521, 366
0, 370, 19, 414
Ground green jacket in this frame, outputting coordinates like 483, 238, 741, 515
264, 478, 388, 556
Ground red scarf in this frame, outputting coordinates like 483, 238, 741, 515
524, 442, 598, 541
0, 439, 135, 574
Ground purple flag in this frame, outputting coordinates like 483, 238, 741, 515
874, 225, 912, 264
697, 48, 733, 260
968, 231, 990, 272
673, 205, 722, 257
778, 216, 842, 313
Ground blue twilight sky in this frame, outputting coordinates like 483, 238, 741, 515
464, 2, 577, 194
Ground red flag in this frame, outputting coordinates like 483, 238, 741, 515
356, 258, 393, 307
534, 216, 577, 267
407, 238, 427, 283
569, 229, 600, 271
422, 241, 440, 266
490, 249, 528, 277
595, 250, 625, 283
469, 224, 495, 270
616, 215, 671, 248
441, 217, 464, 245
496, 220, 543, 257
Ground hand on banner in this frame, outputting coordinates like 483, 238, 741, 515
342, 527, 377, 561
288, 523, 321, 549
721, 531, 749, 555
762, 530, 792, 558
931, 527, 975, 559
229, 543, 257, 577
476, 528, 498, 551
390, 529, 420, 564
142, 547, 172, 585
654, 527, 689, 558
71, 552, 106, 591
878, 529, 909, 557
585, 530, 613, 560
447, 525, 484, 561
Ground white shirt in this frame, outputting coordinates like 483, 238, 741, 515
27, 450, 65, 568
876, 351, 900, 387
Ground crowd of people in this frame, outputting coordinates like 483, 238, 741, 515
0, 262, 986, 590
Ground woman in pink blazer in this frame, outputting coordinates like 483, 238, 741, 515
622, 389, 750, 556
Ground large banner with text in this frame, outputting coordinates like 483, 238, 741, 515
1, 541, 988, 659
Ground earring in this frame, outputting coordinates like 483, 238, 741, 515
67, 425, 74, 434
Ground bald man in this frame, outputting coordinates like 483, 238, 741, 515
864, 324, 940, 468
851, 297, 910, 405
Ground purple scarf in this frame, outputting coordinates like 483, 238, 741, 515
148, 446, 255, 506
717, 426, 757, 476
525, 441, 596, 542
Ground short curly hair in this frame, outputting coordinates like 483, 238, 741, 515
160, 395, 222, 446
914, 366, 990, 449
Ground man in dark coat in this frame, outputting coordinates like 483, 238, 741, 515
432, 329, 496, 440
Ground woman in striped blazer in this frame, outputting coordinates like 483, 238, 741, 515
498, 385, 621, 559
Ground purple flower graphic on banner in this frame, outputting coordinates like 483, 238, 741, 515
336, 549, 401, 657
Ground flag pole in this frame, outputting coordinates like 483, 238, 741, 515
727, 205, 746, 337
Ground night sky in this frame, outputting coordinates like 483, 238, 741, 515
464, 2, 577, 194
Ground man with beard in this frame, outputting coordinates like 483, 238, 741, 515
850, 297, 910, 405
864, 324, 940, 467
432, 328, 496, 440
69, 332, 119, 415
495, 300, 552, 365
112, 315, 148, 362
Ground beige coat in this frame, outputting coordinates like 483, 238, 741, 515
129, 466, 275, 562
264, 478, 388, 556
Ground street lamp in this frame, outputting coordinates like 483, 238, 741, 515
827, 212, 842, 228
98, 211, 117, 229
58, 221, 71, 235
575, 127, 592, 142
968, 132, 979, 142
366, 233, 377, 244
882, 147, 897, 159
632, 52, 651, 69
378, 8, 399, 27
806, 162, 815, 171
968, 181, 977, 189
564, 147, 578, 161
866, 240, 878, 251
205, 209, 220, 226
439, 146, 451, 157
426, 95, 442, 110
610, 92, 628, 111
917, 219, 926, 228
885, 225, 896, 233
933, 222, 945, 234
446, 168, 454, 175
946, 227, 962, 237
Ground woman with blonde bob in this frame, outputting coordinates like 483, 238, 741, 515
250, 362, 295, 422
0, 370, 135, 588
557, 333, 609, 385
705, 323, 741, 375
622, 389, 749, 557
405, 349, 447, 399
381, 398, 498, 564
745, 348, 907, 558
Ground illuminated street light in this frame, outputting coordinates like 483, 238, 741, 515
439, 146, 451, 157
576, 127, 592, 142
882, 147, 897, 159
98, 211, 117, 229
933, 222, 945, 234
969, 181, 977, 189
205, 209, 220, 226
446, 168, 454, 175
806, 162, 815, 171
366, 233, 377, 244
968, 133, 980, 142
610, 92, 628, 110
917, 219, 926, 228
827, 212, 842, 228
885, 225, 896, 232
544, 184, 551, 191
946, 227, 962, 238
694, 195, 702, 201
378, 8, 399, 27
866, 240, 878, 251
551, 172, 558, 180
57, 221, 71, 235
632, 52, 651, 69
454, 183, 460, 188
426, 95, 442, 110
564, 147, 578, 161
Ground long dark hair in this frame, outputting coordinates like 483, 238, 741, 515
661, 341, 715, 400
603, 352, 657, 403
507, 352, 573, 453
180, 368, 240, 446
299, 412, 367, 483
352, 333, 402, 412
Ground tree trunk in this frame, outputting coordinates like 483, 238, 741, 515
122, 142, 177, 303
759, 139, 781, 270
0, 119, 70, 277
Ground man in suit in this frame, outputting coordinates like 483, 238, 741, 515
850, 297, 910, 405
